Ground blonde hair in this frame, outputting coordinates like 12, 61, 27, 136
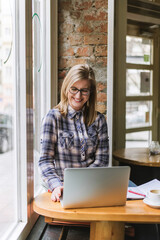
55, 64, 97, 126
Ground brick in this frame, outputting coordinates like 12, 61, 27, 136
58, 11, 70, 23
59, 0, 72, 2
58, 13, 64, 23
58, 1, 72, 11
95, 22, 108, 33
87, 55, 96, 64
95, 0, 108, 9
58, 79, 64, 91
84, 10, 107, 21
58, 10, 81, 23
97, 103, 106, 114
76, 46, 93, 57
59, 22, 74, 33
59, 58, 72, 69
96, 57, 107, 67
70, 58, 87, 66
97, 82, 107, 91
59, 34, 70, 44
58, 70, 67, 79
70, 11, 81, 20
76, 23, 93, 33
74, 1, 92, 10
84, 34, 107, 45
95, 45, 107, 57
69, 35, 83, 46
59, 57, 87, 70
88, 22, 108, 33
59, 47, 75, 57
97, 92, 107, 102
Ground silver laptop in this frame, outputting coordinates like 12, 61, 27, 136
60, 166, 130, 209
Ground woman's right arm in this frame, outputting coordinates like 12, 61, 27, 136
38, 110, 63, 192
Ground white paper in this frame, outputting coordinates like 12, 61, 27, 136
127, 179, 160, 199
127, 187, 145, 199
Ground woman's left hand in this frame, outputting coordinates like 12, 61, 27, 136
51, 186, 64, 202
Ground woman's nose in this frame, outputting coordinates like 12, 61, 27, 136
75, 90, 82, 97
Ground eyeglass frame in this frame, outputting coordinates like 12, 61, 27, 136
69, 87, 91, 96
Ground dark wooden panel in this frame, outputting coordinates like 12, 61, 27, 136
128, 6, 160, 19
42, 225, 89, 240
128, 0, 160, 12
26, 216, 47, 240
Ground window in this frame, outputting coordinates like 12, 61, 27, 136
125, 35, 154, 147
126, 36, 153, 65
33, 0, 58, 197
112, 0, 160, 151
0, 0, 57, 239
126, 69, 152, 96
0, 0, 19, 239
32, 0, 52, 196
0, 23, 2, 37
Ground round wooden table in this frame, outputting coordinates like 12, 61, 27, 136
33, 192, 160, 240
113, 148, 160, 185
113, 148, 160, 167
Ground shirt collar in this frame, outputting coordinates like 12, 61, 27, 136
68, 105, 83, 119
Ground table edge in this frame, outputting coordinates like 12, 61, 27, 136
33, 193, 160, 223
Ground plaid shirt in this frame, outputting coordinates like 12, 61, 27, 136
39, 105, 109, 191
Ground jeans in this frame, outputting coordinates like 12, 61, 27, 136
128, 180, 137, 187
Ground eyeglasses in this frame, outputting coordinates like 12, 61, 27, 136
69, 87, 90, 96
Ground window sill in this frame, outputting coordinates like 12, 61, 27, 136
5, 212, 39, 240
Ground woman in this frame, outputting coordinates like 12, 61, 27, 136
39, 64, 109, 201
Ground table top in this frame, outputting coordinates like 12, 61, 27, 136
33, 192, 160, 223
113, 148, 160, 167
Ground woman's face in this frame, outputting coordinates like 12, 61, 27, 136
68, 79, 90, 111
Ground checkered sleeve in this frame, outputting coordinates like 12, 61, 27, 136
39, 111, 63, 191
89, 114, 109, 167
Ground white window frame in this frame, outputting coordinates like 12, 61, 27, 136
107, 0, 114, 166
4, 0, 58, 239
2, 0, 28, 239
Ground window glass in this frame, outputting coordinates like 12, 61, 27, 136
0, 0, 52, 238
126, 69, 152, 96
0, 0, 18, 237
126, 101, 152, 129
126, 36, 153, 65
126, 131, 151, 148
32, 0, 47, 196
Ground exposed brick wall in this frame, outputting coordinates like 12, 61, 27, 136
58, 0, 108, 114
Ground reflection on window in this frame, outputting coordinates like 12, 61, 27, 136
126, 101, 152, 129
0, 0, 18, 238
126, 131, 151, 148
32, 0, 45, 196
126, 69, 152, 96
126, 36, 153, 65
0, 23, 2, 36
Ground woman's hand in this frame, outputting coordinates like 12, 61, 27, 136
51, 186, 64, 202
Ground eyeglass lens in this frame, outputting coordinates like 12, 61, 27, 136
69, 87, 90, 95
